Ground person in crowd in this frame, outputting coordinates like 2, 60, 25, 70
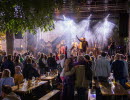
17, 54, 24, 63
110, 55, 115, 65
23, 55, 29, 66
1, 85, 21, 100
1, 52, 6, 60
57, 54, 65, 70
0, 69, 15, 96
108, 42, 116, 56
43, 54, 48, 72
111, 53, 128, 88
30, 56, 35, 64
14, 56, 23, 70
121, 54, 129, 78
94, 52, 111, 82
55, 52, 59, 61
38, 53, 46, 75
14, 66, 23, 85
33, 62, 39, 72
84, 55, 93, 88
73, 54, 86, 66
1, 56, 7, 72
64, 56, 87, 100
13, 53, 17, 62
89, 52, 94, 59
47, 53, 57, 71
23, 58, 40, 80
1, 55, 15, 77
61, 58, 74, 100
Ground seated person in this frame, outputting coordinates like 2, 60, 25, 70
14, 66, 24, 85
1, 85, 21, 100
23, 58, 40, 80
0, 69, 15, 96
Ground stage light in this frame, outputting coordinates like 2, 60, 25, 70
104, 14, 110, 21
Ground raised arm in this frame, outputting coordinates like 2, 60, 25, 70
76, 35, 82, 42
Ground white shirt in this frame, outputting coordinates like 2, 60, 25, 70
57, 58, 65, 68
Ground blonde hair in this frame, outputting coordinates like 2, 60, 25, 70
2, 69, 11, 78
115, 53, 121, 60
15, 66, 22, 73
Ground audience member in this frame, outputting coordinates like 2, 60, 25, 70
2, 85, 21, 100
14, 66, 23, 85
0, 69, 15, 95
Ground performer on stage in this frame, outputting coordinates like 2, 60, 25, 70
59, 40, 66, 54
71, 39, 78, 56
76, 35, 88, 54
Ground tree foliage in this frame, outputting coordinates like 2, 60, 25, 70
0, 0, 62, 34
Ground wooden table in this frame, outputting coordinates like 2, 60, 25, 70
40, 75, 57, 81
12, 81, 48, 93
96, 82, 128, 100
12, 81, 49, 100
99, 82, 128, 96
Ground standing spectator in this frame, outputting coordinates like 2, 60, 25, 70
47, 53, 57, 71
1, 55, 15, 77
95, 52, 111, 82
110, 55, 115, 65
61, 58, 74, 100
14, 56, 23, 70
57, 54, 65, 72
38, 54, 45, 75
23, 58, 40, 80
43, 55, 48, 72
23, 56, 29, 67
111, 54, 128, 88
1, 56, 7, 72
64, 56, 88, 100
108, 42, 116, 56
84, 55, 93, 88
18, 54, 24, 63
121, 54, 129, 78
13, 53, 17, 62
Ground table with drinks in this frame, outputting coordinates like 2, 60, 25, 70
96, 73, 128, 100
12, 78, 49, 100
40, 70, 58, 89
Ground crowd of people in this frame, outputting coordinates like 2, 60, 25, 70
0, 50, 129, 100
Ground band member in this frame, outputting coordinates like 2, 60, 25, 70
76, 35, 88, 54
59, 40, 66, 54
71, 39, 78, 56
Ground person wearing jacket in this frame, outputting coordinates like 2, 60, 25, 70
94, 52, 111, 82
64, 56, 87, 100
23, 58, 40, 80
111, 53, 128, 88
